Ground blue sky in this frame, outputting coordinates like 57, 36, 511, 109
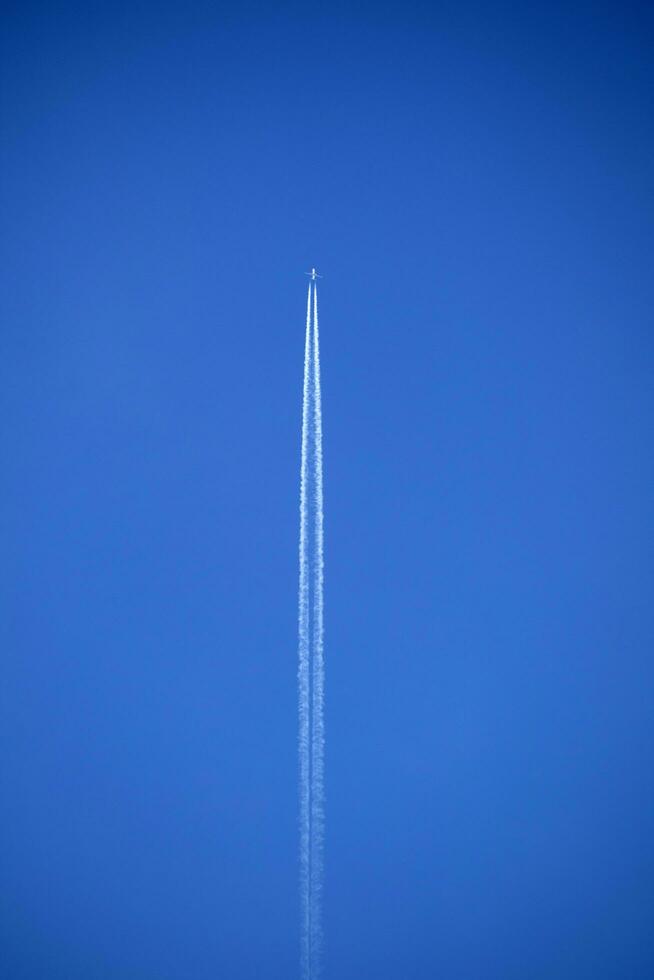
1, 3, 653, 978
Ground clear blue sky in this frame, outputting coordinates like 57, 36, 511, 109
1, 3, 653, 978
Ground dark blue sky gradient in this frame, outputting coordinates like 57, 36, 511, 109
1, 3, 653, 978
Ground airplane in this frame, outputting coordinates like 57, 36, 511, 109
305, 267, 322, 281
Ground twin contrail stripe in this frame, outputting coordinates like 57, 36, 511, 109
310, 283, 325, 973
298, 281, 325, 980
298, 284, 312, 978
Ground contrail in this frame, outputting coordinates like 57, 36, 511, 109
298, 278, 325, 980
310, 283, 325, 973
298, 284, 312, 979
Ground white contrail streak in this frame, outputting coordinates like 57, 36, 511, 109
298, 280, 325, 980
298, 284, 312, 980
310, 284, 325, 973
